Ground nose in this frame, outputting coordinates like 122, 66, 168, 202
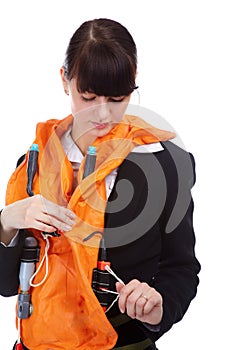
97, 97, 110, 122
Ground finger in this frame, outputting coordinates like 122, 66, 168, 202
143, 291, 162, 315
126, 282, 150, 318
36, 213, 73, 232
135, 295, 148, 318
33, 196, 76, 226
49, 212, 75, 229
41, 197, 76, 222
118, 279, 140, 314
116, 282, 124, 293
28, 219, 57, 233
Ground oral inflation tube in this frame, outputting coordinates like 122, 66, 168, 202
83, 146, 97, 179
26, 144, 39, 197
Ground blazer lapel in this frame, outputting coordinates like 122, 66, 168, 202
104, 151, 166, 248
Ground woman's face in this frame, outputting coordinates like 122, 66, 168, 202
61, 69, 131, 141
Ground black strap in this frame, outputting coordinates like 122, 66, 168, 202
13, 340, 156, 350
92, 267, 112, 308
109, 314, 154, 349
112, 338, 153, 349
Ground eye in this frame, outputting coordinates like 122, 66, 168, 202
109, 96, 126, 103
81, 96, 96, 102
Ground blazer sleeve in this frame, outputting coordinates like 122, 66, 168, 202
0, 231, 24, 296
0, 155, 26, 297
150, 141, 201, 341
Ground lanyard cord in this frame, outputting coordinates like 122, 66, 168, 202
102, 265, 125, 313
29, 233, 51, 288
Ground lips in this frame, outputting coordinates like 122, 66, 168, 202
92, 122, 109, 130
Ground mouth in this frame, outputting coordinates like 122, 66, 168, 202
91, 122, 110, 130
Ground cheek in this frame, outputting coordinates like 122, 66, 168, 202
112, 113, 124, 124
111, 102, 129, 122
70, 98, 80, 115
70, 97, 91, 117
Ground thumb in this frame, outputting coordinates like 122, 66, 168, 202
116, 282, 124, 293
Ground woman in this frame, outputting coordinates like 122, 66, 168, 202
0, 18, 200, 350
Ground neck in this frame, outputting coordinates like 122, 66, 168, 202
71, 129, 96, 155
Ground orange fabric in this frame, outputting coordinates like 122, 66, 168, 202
6, 114, 175, 349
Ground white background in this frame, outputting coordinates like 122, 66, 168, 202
0, 0, 232, 349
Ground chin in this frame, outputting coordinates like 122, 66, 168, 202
94, 126, 113, 137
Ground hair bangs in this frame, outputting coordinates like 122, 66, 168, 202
76, 43, 136, 97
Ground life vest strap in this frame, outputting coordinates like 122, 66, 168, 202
112, 338, 153, 350
13, 338, 154, 350
109, 314, 154, 350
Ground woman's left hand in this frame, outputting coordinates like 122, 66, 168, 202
116, 279, 163, 325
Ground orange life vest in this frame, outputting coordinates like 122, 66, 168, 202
6, 114, 175, 349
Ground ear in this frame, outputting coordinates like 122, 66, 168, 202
60, 66, 69, 95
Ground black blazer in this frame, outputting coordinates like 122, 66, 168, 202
0, 141, 200, 346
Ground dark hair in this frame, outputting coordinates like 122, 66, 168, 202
63, 18, 137, 97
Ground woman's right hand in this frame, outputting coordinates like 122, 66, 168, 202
0, 194, 77, 244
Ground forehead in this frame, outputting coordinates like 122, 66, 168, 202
72, 53, 136, 96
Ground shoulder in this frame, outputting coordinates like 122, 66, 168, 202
124, 141, 196, 196
156, 140, 195, 166
151, 141, 196, 186
127, 141, 195, 179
